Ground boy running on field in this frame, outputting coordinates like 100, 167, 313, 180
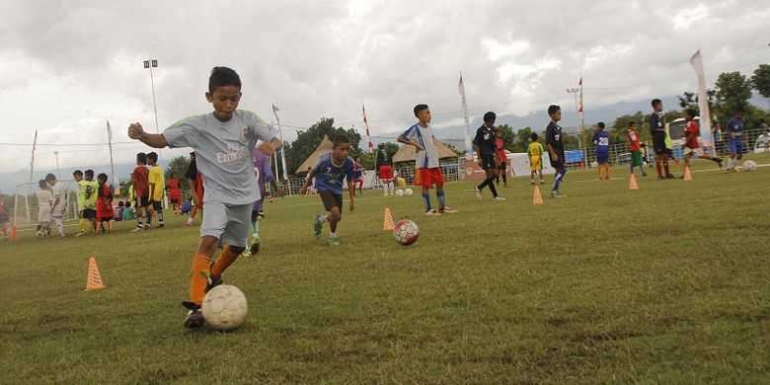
545, 105, 567, 198
683, 109, 722, 171
626, 122, 647, 177
398, 104, 457, 215
302, 133, 356, 246
528, 133, 545, 184
128, 66, 281, 328
473, 111, 505, 201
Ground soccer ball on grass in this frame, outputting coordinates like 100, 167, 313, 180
742, 160, 757, 172
404, 188, 413, 196
202, 284, 248, 331
393, 219, 419, 246
395, 189, 404, 197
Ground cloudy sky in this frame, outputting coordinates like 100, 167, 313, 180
0, 0, 768, 175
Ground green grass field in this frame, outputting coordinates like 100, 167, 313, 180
2, 155, 769, 384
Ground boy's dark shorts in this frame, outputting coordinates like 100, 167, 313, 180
653, 136, 667, 155
135, 196, 149, 208
151, 201, 163, 211
479, 153, 496, 170
319, 190, 343, 213
82, 209, 97, 220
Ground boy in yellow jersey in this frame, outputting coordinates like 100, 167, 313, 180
128, 66, 281, 329
147, 152, 166, 228
73, 169, 99, 236
528, 133, 545, 184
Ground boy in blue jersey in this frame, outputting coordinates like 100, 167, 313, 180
593, 122, 611, 181
725, 109, 745, 171
301, 133, 356, 246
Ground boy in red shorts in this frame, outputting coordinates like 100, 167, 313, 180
398, 104, 457, 216
376, 143, 394, 196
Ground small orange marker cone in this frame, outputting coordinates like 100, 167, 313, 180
383, 207, 395, 231
629, 174, 639, 190
683, 166, 693, 181
532, 185, 544, 206
85, 257, 106, 291
10, 226, 17, 241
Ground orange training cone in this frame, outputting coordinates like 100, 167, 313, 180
629, 174, 639, 190
85, 257, 106, 291
383, 207, 395, 231
532, 185, 544, 206
10, 225, 17, 241
683, 166, 693, 181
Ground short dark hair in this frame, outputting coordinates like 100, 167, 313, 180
45, 173, 56, 183
209, 66, 241, 93
651, 98, 662, 107
118, 201, 125, 207
413, 104, 429, 117
597, 122, 605, 129
137, 152, 147, 165
147, 152, 158, 163
547, 105, 561, 116
628, 121, 636, 128
73, 170, 83, 177
483, 111, 496, 123
97, 173, 108, 182
125, 201, 132, 208
531, 133, 538, 141
85, 170, 94, 178
38, 179, 47, 189
333, 132, 351, 147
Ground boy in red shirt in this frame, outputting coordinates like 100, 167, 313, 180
131, 152, 150, 232
626, 121, 647, 177
494, 127, 508, 187
683, 109, 722, 172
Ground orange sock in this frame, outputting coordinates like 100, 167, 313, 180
210, 247, 238, 281
189, 253, 212, 305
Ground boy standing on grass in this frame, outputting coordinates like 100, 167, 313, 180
245, 147, 275, 256
650, 99, 675, 179
398, 104, 457, 215
683, 109, 722, 172
74, 170, 98, 236
128, 66, 281, 328
131, 153, 150, 232
96, 173, 114, 234
725, 109, 745, 171
546, 105, 567, 198
302, 133, 356, 246
627, 122, 647, 177
528, 133, 545, 184
46, 173, 67, 237
473, 111, 505, 201
147, 152, 165, 229
495, 127, 508, 187
593, 122, 611, 181
35, 179, 53, 236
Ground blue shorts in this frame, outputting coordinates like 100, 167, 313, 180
596, 153, 609, 164
729, 138, 743, 156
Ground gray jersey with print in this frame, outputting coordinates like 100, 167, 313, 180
163, 110, 278, 205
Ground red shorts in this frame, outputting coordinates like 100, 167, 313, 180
378, 165, 393, 180
418, 167, 444, 188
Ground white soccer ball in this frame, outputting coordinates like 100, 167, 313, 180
395, 189, 404, 197
404, 188, 414, 196
742, 160, 757, 172
393, 219, 419, 246
202, 284, 248, 331
35, 229, 48, 238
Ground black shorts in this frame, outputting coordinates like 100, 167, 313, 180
480, 153, 496, 170
151, 201, 163, 211
550, 156, 565, 170
319, 190, 343, 212
652, 136, 667, 155
82, 209, 97, 220
135, 196, 149, 208
497, 161, 507, 170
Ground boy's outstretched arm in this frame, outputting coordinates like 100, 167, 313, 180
128, 123, 168, 148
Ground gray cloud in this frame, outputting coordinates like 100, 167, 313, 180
0, 0, 767, 178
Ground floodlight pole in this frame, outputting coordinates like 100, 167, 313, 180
143, 59, 161, 158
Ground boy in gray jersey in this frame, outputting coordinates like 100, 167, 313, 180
128, 66, 281, 329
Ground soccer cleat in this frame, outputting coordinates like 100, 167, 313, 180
474, 187, 482, 201
441, 206, 458, 214
181, 302, 205, 329
551, 191, 567, 199
494, 196, 507, 201
75, 231, 87, 237
158, 224, 165, 229
665, 174, 676, 179
131, 226, 143, 233
313, 215, 323, 238
328, 237, 341, 246
425, 209, 442, 217
250, 239, 260, 256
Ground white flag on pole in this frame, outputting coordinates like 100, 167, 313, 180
690, 50, 714, 153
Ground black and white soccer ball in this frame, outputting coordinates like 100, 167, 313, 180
202, 284, 248, 331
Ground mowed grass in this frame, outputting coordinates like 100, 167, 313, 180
1, 155, 769, 384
